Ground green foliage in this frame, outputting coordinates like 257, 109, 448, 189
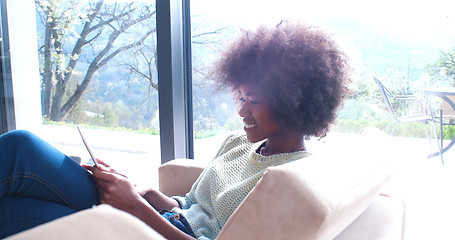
427, 47, 455, 87
222, 115, 243, 131
442, 125, 455, 140
390, 123, 430, 139
43, 118, 159, 135
334, 118, 454, 140
194, 130, 219, 139
193, 115, 220, 133
334, 119, 389, 135
338, 98, 388, 121
65, 100, 88, 124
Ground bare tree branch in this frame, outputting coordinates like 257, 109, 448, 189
36, 0, 157, 120
192, 27, 227, 39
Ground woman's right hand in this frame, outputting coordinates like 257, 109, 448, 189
82, 158, 127, 178
90, 162, 146, 215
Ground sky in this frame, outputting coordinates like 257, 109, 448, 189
191, 0, 455, 48
100, 0, 455, 48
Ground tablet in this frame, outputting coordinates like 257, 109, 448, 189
77, 126, 99, 168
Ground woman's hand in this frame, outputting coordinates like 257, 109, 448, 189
83, 159, 127, 178
85, 159, 145, 214
85, 160, 194, 240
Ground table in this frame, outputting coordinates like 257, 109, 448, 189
424, 88, 455, 160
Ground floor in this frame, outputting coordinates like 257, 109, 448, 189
37, 125, 455, 240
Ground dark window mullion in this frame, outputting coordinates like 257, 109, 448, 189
0, 0, 16, 134
156, 0, 193, 164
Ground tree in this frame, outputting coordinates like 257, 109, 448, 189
427, 47, 455, 87
120, 16, 232, 132
35, 0, 156, 121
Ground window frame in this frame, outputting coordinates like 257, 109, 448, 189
0, 0, 15, 134
156, 0, 194, 164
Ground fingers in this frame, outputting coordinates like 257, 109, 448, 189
91, 169, 141, 209
82, 164, 93, 171
96, 158, 111, 167
91, 166, 118, 182
92, 159, 129, 178
82, 158, 110, 172
91, 168, 122, 201
82, 162, 109, 175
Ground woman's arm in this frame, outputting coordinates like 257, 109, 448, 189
88, 162, 195, 240
85, 159, 180, 210
139, 187, 180, 211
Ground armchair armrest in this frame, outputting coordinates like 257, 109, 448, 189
158, 158, 207, 197
335, 194, 405, 240
5, 205, 166, 240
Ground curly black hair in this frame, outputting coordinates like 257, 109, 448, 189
213, 22, 350, 138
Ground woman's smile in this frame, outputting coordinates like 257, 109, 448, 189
244, 123, 257, 129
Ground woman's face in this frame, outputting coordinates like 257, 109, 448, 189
237, 84, 282, 143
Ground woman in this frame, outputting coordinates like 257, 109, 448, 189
0, 22, 349, 239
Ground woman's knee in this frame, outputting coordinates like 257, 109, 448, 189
1, 130, 36, 141
0, 130, 53, 159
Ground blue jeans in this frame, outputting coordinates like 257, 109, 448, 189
161, 211, 195, 237
0, 130, 99, 238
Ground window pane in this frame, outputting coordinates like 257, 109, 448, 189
34, 0, 159, 187
191, 0, 455, 159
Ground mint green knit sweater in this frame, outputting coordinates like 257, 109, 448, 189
173, 131, 311, 240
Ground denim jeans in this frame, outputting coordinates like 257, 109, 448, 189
0, 130, 99, 238
161, 211, 196, 237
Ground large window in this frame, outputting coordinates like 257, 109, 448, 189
190, 0, 455, 159
2, 0, 455, 175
